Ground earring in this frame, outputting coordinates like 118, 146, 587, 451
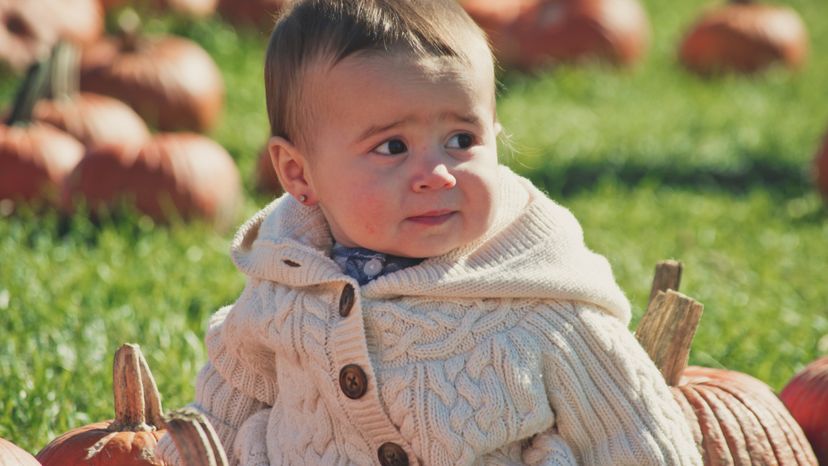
298, 194, 308, 203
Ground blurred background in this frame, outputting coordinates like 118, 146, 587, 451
1, 0, 827, 456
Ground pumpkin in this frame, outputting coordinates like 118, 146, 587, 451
0, 0, 57, 72
36, 344, 166, 466
466, 0, 649, 70
33, 42, 151, 152
0, 61, 84, 207
165, 409, 229, 466
255, 145, 283, 195
679, 0, 808, 75
62, 133, 242, 229
636, 263, 818, 465
461, 0, 526, 33
0, 0, 102, 73
0, 437, 40, 466
460, 0, 530, 65
780, 356, 828, 464
216, 0, 289, 31
35, 92, 150, 151
673, 365, 816, 464
98, 0, 217, 18
0, 123, 85, 206
46, 0, 104, 47
80, 12, 224, 132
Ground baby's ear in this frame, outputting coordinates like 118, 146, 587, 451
268, 136, 314, 203
494, 121, 503, 137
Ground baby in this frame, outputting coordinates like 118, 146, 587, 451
157, 0, 703, 464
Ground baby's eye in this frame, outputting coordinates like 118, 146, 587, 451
446, 133, 474, 150
374, 138, 408, 156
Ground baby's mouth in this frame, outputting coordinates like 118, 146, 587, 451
406, 210, 456, 226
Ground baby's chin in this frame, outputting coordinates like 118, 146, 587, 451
374, 234, 481, 259
392, 220, 494, 258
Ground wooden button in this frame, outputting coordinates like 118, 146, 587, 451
339, 364, 367, 399
378, 442, 409, 466
339, 283, 355, 317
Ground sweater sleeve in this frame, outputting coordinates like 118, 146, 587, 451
156, 287, 281, 465
521, 428, 578, 466
532, 302, 703, 466
155, 362, 270, 465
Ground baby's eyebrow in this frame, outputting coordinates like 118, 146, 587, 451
356, 112, 481, 143
357, 118, 412, 143
446, 112, 481, 126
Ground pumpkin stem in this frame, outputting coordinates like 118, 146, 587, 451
635, 261, 703, 386
117, 9, 143, 52
165, 408, 230, 466
137, 350, 165, 427
6, 58, 50, 126
730, 0, 752, 4
635, 289, 704, 386
110, 343, 152, 431
46, 42, 81, 101
647, 260, 683, 307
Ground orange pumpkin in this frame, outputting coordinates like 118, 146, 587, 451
0, 437, 40, 466
217, 0, 289, 31
80, 15, 224, 132
62, 133, 242, 229
673, 366, 816, 464
33, 43, 150, 152
0, 123, 85, 205
98, 0, 217, 18
637, 270, 817, 466
0, 62, 84, 207
679, 0, 808, 75
37, 344, 166, 466
461, 0, 527, 33
0, 0, 102, 73
48, 0, 104, 47
164, 409, 229, 466
34, 92, 150, 152
780, 356, 828, 464
0, 0, 57, 72
462, 0, 649, 70
460, 0, 531, 65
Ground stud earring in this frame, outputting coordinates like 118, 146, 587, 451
298, 194, 308, 203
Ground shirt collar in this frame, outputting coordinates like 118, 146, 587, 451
331, 244, 424, 285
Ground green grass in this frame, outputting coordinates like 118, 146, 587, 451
498, 0, 828, 197
2, 0, 828, 454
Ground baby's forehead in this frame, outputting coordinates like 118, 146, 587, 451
290, 47, 495, 148
311, 47, 486, 81
302, 47, 494, 103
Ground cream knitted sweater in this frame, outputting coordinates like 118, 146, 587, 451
156, 166, 703, 466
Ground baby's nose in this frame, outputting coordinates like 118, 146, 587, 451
411, 162, 457, 192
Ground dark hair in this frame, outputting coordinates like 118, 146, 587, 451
264, 0, 492, 145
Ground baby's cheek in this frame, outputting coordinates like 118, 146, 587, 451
361, 221, 378, 235
354, 196, 389, 236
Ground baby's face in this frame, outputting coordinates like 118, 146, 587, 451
299, 48, 500, 258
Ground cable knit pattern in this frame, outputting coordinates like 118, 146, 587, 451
155, 166, 702, 466
522, 430, 577, 466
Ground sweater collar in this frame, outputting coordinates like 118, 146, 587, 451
230, 166, 631, 324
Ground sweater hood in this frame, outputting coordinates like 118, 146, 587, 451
230, 166, 631, 324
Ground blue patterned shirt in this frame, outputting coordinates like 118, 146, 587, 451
330, 244, 424, 285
